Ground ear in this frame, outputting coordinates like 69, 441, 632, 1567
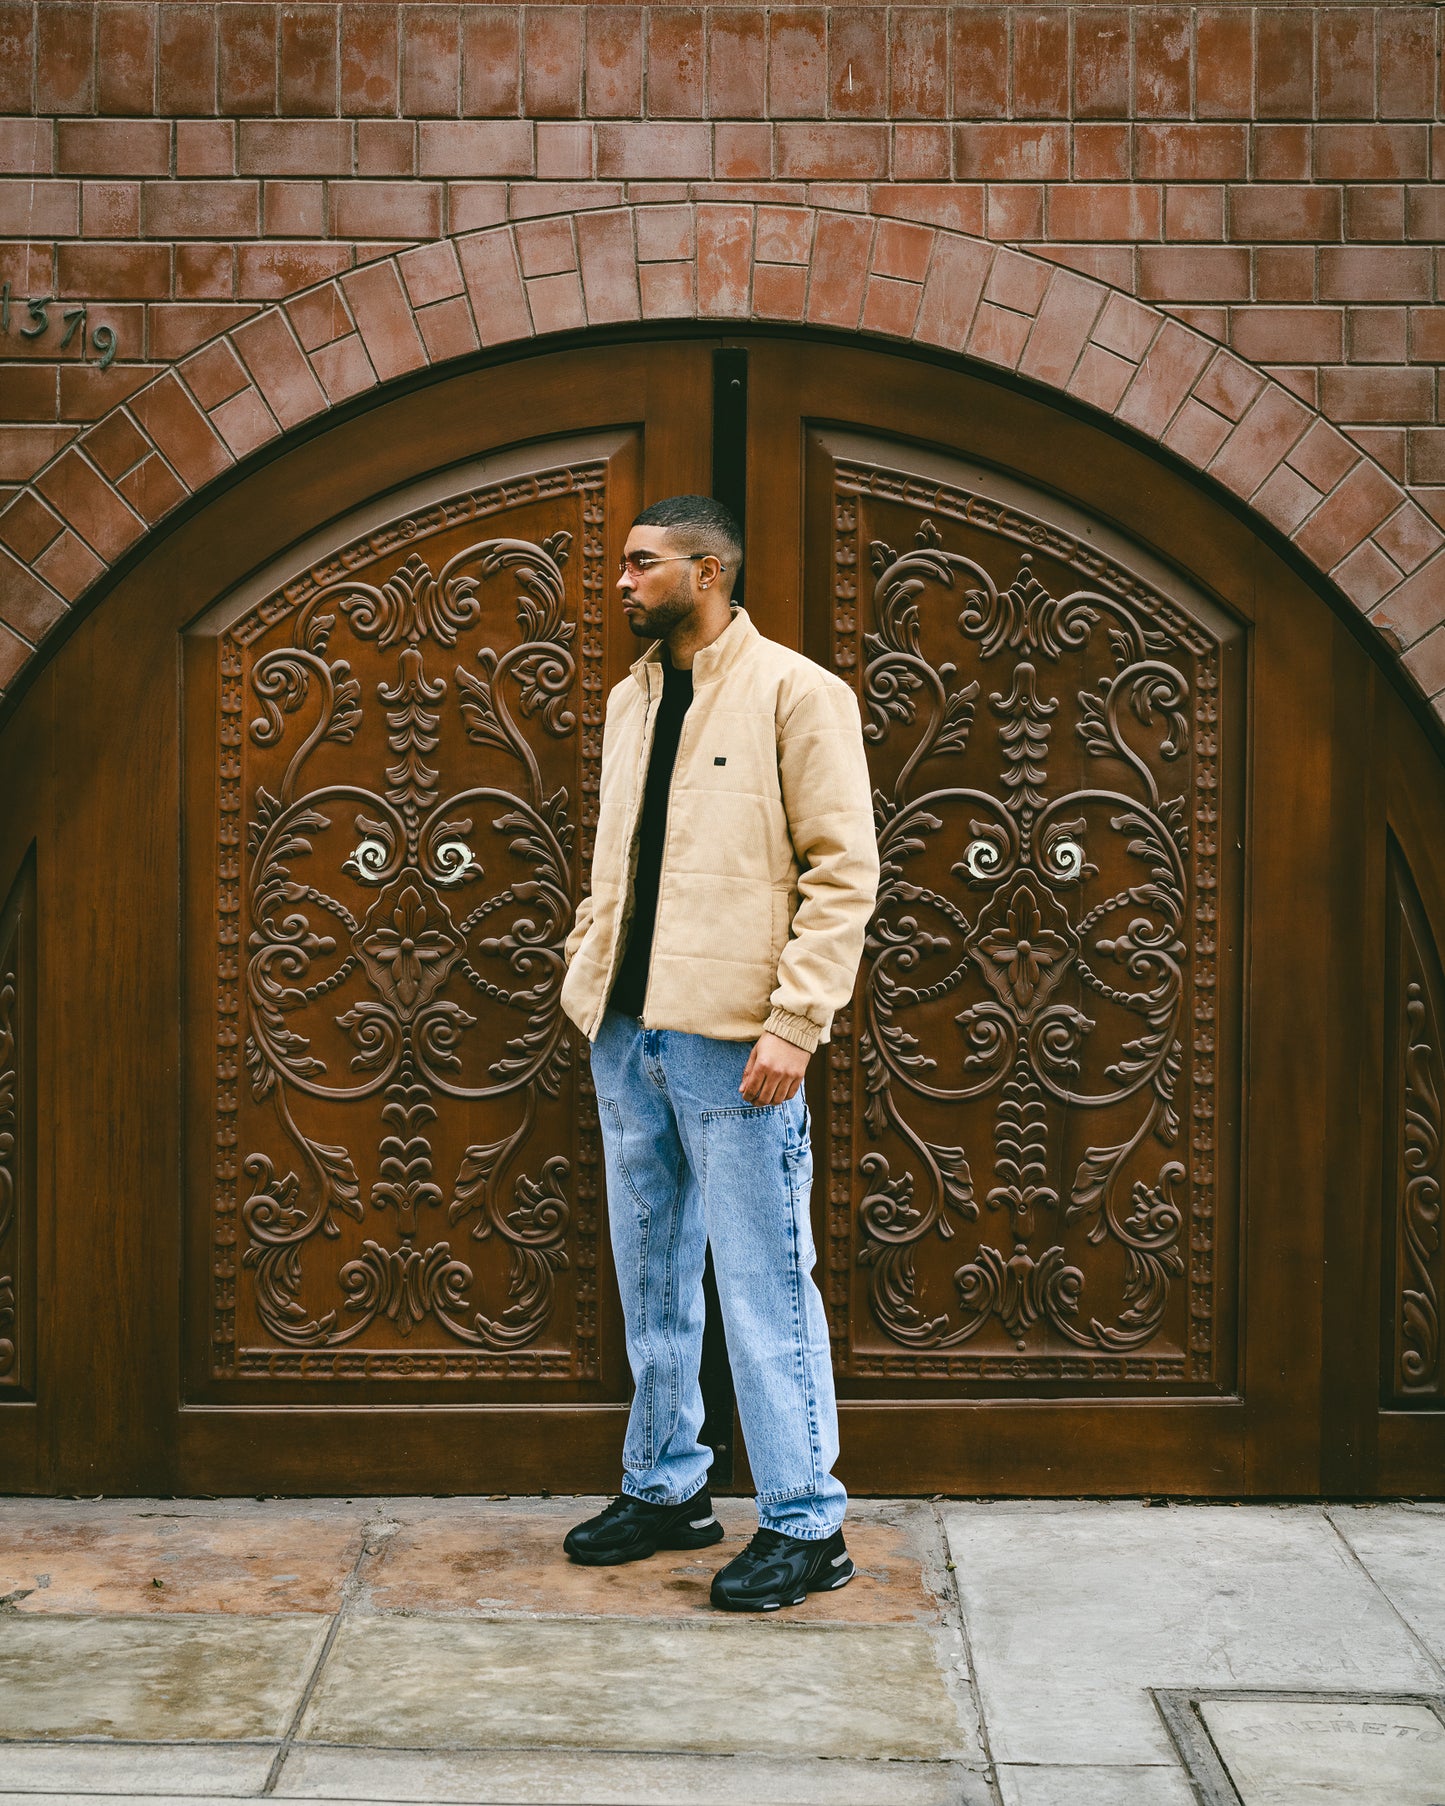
696, 553, 724, 591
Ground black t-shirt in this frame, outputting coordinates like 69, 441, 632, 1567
608, 654, 694, 1018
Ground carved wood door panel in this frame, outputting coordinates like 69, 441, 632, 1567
804, 431, 1244, 1399
185, 434, 638, 1402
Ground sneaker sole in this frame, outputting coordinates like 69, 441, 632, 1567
710, 1557, 856, 1611
564, 1522, 726, 1567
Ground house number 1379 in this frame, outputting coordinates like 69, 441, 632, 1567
2, 284, 117, 369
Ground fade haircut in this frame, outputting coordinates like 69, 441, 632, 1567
632, 495, 743, 580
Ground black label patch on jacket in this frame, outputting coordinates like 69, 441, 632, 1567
714, 756, 726, 765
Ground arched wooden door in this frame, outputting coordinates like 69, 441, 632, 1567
0, 335, 1440, 1497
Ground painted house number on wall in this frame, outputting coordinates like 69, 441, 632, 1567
1, 285, 117, 368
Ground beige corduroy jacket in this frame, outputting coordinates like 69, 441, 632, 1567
560, 607, 880, 1052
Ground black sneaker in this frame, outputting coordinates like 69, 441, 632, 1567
709, 1526, 855, 1611
562, 1488, 725, 1566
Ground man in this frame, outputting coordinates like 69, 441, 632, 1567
559, 494, 880, 1611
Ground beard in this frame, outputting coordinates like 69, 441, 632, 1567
624, 569, 695, 638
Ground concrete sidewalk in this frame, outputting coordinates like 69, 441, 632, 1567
0, 1496, 1442, 1806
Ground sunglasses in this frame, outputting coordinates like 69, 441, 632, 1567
617, 553, 725, 576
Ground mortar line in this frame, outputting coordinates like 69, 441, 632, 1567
1322, 1504, 1445, 1688
929, 1500, 1003, 1804
260, 1508, 390, 1796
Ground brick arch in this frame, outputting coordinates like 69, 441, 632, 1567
3, 201, 1442, 718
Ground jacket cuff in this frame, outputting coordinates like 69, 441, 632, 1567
764, 1008, 822, 1054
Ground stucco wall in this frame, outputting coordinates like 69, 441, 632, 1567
1, 3, 1442, 717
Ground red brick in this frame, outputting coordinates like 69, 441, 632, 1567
776, 125, 887, 182
262, 181, 324, 237
0, 426, 79, 484
1114, 317, 1210, 435
311, 334, 377, 404
637, 204, 695, 263
708, 10, 766, 118
145, 181, 260, 240
584, 8, 641, 118
1321, 366, 1436, 425
447, 184, 507, 232
1317, 7, 1375, 120
0, 368, 59, 426
1347, 307, 1408, 363
218, 4, 277, 117
890, 9, 947, 120
1407, 188, 1445, 242
1019, 269, 1107, 387
1195, 8, 1252, 119
955, 124, 1069, 182
1255, 246, 1317, 303
514, 217, 575, 279
715, 123, 773, 181
418, 121, 533, 179
969, 302, 1032, 369
1376, 549, 1445, 645
97, 3, 157, 116
58, 358, 159, 423
1294, 460, 1404, 572
57, 241, 170, 300
1257, 8, 1314, 117
983, 248, 1050, 315
765, 9, 826, 118
860, 275, 921, 340
457, 229, 534, 348
230, 308, 327, 426
524, 7, 584, 119
111, 447, 182, 525
278, 5, 337, 116
149, 303, 257, 361
520, 270, 581, 335
209, 387, 279, 459
1252, 125, 1310, 182
36, 3, 94, 114
1377, 502, 1445, 576
1208, 384, 1313, 500
1378, 8, 1437, 122
1071, 124, 1130, 181
1072, 7, 1129, 118
415, 294, 478, 363
337, 262, 426, 380
1048, 185, 1161, 242
1286, 419, 1360, 491
650, 9, 707, 118
752, 261, 805, 322
507, 181, 623, 221
1333, 539, 1402, 609
398, 240, 464, 308
286, 282, 352, 350
0, 3, 34, 113
0, 492, 64, 564
176, 243, 237, 300
1135, 124, 1247, 182
1163, 186, 1224, 241
1132, 6, 1191, 118
1229, 186, 1343, 243
1349, 427, 1406, 483
574, 209, 639, 324
341, 6, 400, 116
129, 371, 234, 491
805, 211, 872, 330
81, 180, 140, 238
640, 261, 695, 319
871, 220, 934, 284
950, 8, 1009, 121
1195, 351, 1265, 423
1409, 309, 1445, 362
532, 123, 588, 180
591, 123, 708, 182
986, 185, 1045, 242
176, 121, 236, 178
0, 119, 50, 176
1230, 307, 1342, 363
1129, 245, 1238, 303
872, 185, 985, 236
691, 203, 749, 318
1320, 247, 1433, 302
180, 339, 251, 411
1316, 127, 1428, 183
0, 181, 78, 237
331, 182, 442, 241
1011, 8, 1069, 119
35, 529, 104, 602
237, 242, 351, 300
157, 2, 216, 115
400, 6, 459, 117
1251, 462, 1325, 535
1163, 397, 1233, 468
0, 536, 69, 640
237, 121, 352, 177
56, 120, 167, 177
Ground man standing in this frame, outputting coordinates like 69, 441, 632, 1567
559, 496, 880, 1611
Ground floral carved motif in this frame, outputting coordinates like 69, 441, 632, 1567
209, 471, 603, 1382
830, 461, 1230, 1387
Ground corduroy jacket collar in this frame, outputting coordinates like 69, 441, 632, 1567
628, 606, 757, 690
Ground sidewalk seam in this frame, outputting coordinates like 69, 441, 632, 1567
928, 1501, 1002, 1804
1322, 1505, 1445, 1687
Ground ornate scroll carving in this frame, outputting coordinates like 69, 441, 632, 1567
206, 467, 604, 1382
0, 848, 33, 1396
1386, 842, 1444, 1403
827, 456, 1233, 1388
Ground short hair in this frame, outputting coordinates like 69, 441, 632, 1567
633, 495, 743, 577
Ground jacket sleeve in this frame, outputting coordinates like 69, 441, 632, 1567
766, 677, 880, 1054
562, 891, 594, 970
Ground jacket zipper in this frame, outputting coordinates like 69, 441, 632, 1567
590, 669, 659, 1038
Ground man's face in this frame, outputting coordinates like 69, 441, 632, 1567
617, 527, 700, 640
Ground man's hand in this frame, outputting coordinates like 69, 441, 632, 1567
739, 1031, 811, 1105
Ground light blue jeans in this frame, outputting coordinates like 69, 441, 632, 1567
589, 1009, 847, 1540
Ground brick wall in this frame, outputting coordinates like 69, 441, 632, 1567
1, 4, 1444, 718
